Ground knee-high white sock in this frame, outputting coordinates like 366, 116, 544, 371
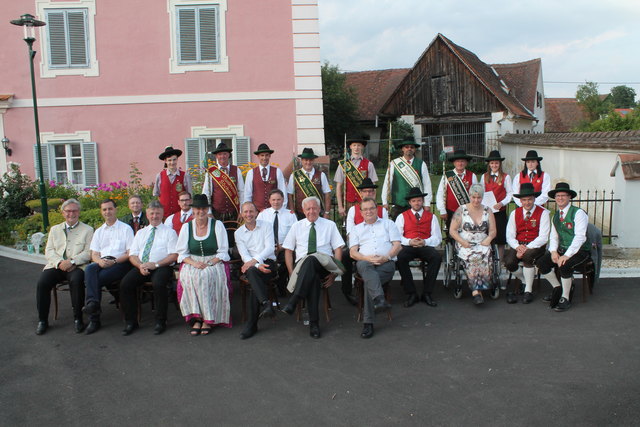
561, 277, 573, 299
543, 272, 561, 288
513, 266, 524, 283
523, 267, 535, 293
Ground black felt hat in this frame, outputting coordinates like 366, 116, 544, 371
158, 146, 183, 160
404, 186, 429, 201
212, 142, 233, 154
357, 177, 378, 190
395, 136, 420, 149
191, 194, 211, 208
253, 143, 274, 155
449, 149, 472, 161
521, 150, 543, 161
513, 183, 541, 198
297, 147, 318, 159
548, 182, 577, 199
485, 150, 505, 162
347, 138, 368, 147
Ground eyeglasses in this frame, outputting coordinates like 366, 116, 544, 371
179, 199, 191, 202
63, 209, 79, 213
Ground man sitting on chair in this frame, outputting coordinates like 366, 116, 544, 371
349, 198, 401, 339
504, 183, 550, 304
280, 197, 345, 339
395, 187, 442, 308
537, 182, 590, 312
235, 201, 277, 340
120, 194, 149, 235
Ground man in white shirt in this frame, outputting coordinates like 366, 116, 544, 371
244, 143, 287, 211
350, 198, 402, 339
395, 187, 442, 308
287, 148, 332, 220
280, 197, 345, 339
537, 183, 590, 312
235, 202, 277, 339
256, 189, 297, 295
82, 199, 134, 334
164, 191, 193, 233
504, 183, 550, 304
119, 200, 178, 336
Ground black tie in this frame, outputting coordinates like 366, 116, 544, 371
415, 212, 421, 221
529, 172, 535, 182
273, 211, 279, 245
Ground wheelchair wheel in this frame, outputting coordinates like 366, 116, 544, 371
443, 241, 454, 288
490, 285, 500, 300
490, 243, 502, 290
453, 257, 463, 299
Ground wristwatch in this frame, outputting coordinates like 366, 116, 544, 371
155, 263, 160, 269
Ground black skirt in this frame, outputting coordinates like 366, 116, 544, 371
493, 210, 507, 245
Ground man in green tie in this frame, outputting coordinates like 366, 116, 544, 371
119, 200, 179, 335
280, 197, 345, 338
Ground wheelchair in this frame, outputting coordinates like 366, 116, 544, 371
442, 227, 501, 300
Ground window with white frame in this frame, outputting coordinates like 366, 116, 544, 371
53, 143, 84, 184
185, 136, 250, 179
34, 140, 99, 188
169, 0, 229, 73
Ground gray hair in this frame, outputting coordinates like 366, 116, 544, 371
301, 196, 321, 209
240, 201, 258, 212
360, 197, 376, 207
129, 194, 143, 202
61, 198, 81, 211
469, 183, 484, 197
147, 200, 164, 210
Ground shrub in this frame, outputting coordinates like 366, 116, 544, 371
46, 180, 81, 200
0, 164, 37, 219
25, 198, 64, 212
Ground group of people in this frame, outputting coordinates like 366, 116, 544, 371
34, 139, 592, 340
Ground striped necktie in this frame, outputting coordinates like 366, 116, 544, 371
141, 227, 156, 263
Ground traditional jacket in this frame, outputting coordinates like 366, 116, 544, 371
392, 157, 424, 207
553, 206, 590, 253
483, 174, 507, 211
519, 171, 545, 193
251, 166, 278, 211
515, 206, 544, 243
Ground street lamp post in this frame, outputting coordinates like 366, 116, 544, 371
10, 13, 49, 230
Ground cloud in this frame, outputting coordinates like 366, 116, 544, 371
522, 30, 627, 57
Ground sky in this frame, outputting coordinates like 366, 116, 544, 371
317, 0, 640, 99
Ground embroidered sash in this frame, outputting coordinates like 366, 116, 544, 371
293, 169, 324, 210
392, 157, 422, 190
445, 170, 471, 206
207, 165, 240, 214
338, 159, 365, 200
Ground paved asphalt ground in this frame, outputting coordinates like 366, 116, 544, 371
1, 255, 639, 426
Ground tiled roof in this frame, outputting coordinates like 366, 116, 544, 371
345, 68, 410, 121
500, 129, 640, 150
491, 59, 541, 113
545, 98, 588, 132
618, 153, 640, 180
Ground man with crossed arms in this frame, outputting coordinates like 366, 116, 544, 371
349, 197, 401, 339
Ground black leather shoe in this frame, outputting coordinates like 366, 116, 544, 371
240, 324, 257, 340
360, 323, 374, 339
542, 293, 552, 302
554, 297, 571, 312
259, 302, 275, 319
309, 322, 321, 339
153, 321, 166, 335
74, 319, 86, 333
522, 292, 534, 304
343, 291, 357, 306
404, 293, 419, 308
373, 296, 392, 312
85, 321, 101, 335
549, 287, 562, 309
472, 294, 484, 305
506, 292, 518, 304
281, 302, 296, 315
422, 293, 438, 307
36, 321, 48, 336
82, 301, 100, 315
122, 322, 139, 336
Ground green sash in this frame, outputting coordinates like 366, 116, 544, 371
391, 157, 423, 206
338, 159, 364, 200
293, 169, 324, 210
445, 170, 470, 206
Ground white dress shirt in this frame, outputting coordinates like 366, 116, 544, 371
282, 217, 345, 262
506, 205, 550, 250
481, 173, 513, 206
257, 207, 298, 244
333, 157, 378, 183
548, 204, 588, 257
349, 218, 401, 260
394, 208, 443, 247
90, 220, 134, 258
286, 167, 332, 194
381, 157, 433, 206
234, 220, 276, 264
435, 170, 479, 215
176, 219, 230, 263
244, 166, 288, 208
512, 171, 551, 207
129, 223, 178, 263
164, 208, 193, 230
202, 161, 245, 204
346, 205, 388, 235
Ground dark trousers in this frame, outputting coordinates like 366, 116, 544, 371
445, 209, 456, 231
503, 246, 546, 271
289, 257, 329, 323
36, 267, 85, 322
341, 249, 354, 293
245, 259, 276, 327
120, 266, 173, 323
84, 261, 132, 321
275, 250, 289, 294
396, 245, 442, 295
537, 250, 590, 278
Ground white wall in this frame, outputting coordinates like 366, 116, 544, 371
612, 156, 640, 248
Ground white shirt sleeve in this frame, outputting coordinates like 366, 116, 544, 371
549, 219, 559, 253
214, 220, 230, 261
236, 168, 245, 204
506, 211, 518, 249
500, 174, 513, 206
321, 172, 331, 193
381, 166, 392, 206
368, 161, 378, 182
244, 169, 254, 202
436, 176, 447, 215
235, 228, 252, 263
124, 226, 134, 251
512, 173, 522, 207
395, 214, 410, 246
423, 214, 442, 247
564, 208, 588, 258
421, 162, 433, 207
346, 207, 356, 235
527, 208, 550, 249
164, 214, 174, 228
176, 223, 191, 263
535, 173, 551, 206
277, 168, 288, 208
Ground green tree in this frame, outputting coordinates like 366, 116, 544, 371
321, 62, 359, 156
576, 81, 610, 121
581, 108, 640, 132
609, 85, 637, 108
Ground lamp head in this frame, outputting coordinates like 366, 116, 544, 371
1, 137, 11, 157
10, 13, 46, 40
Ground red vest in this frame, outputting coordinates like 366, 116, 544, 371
252, 166, 277, 211
446, 170, 474, 212
212, 164, 239, 214
401, 209, 433, 239
345, 158, 370, 203
294, 169, 323, 214
171, 211, 193, 232
520, 171, 545, 192
483, 173, 507, 211
353, 205, 383, 225
159, 170, 185, 218
515, 206, 544, 243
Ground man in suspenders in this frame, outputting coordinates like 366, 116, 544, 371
335, 138, 378, 217
202, 142, 245, 222
244, 143, 287, 212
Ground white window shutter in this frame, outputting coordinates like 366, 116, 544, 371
33, 144, 51, 182
67, 10, 88, 66
81, 142, 99, 187
185, 138, 202, 180
178, 8, 197, 62
47, 11, 68, 66
234, 137, 250, 167
199, 7, 218, 61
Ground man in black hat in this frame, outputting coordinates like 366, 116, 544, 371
512, 150, 551, 207
537, 182, 590, 312
395, 187, 442, 308
244, 143, 287, 212
153, 146, 192, 219
202, 142, 245, 221
334, 138, 378, 217
381, 137, 432, 220
436, 149, 478, 228
504, 183, 550, 304
287, 148, 331, 220
342, 178, 388, 305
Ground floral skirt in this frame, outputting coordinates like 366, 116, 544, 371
458, 245, 492, 291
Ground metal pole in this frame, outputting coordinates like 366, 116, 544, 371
26, 37, 49, 229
